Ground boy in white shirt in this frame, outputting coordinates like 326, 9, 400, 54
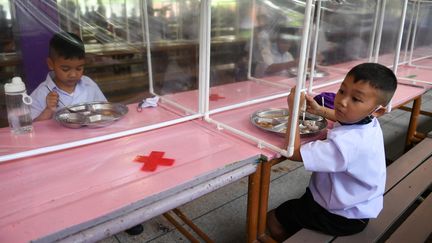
30, 32, 107, 121
254, 27, 299, 78
267, 63, 397, 241
29, 31, 144, 235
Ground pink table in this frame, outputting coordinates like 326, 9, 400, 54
162, 80, 287, 111
0, 120, 270, 243
0, 103, 185, 159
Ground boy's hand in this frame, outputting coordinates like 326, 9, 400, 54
287, 86, 305, 110
305, 94, 322, 115
46, 91, 59, 111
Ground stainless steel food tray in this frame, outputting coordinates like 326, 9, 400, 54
250, 108, 327, 136
288, 67, 329, 78
54, 102, 128, 128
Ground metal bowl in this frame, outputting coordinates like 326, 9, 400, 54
55, 102, 128, 128
250, 108, 327, 136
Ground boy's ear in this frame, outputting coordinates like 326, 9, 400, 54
371, 106, 386, 117
47, 57, 54, 70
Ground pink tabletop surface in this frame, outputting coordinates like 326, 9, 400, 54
0, 103, 186, 157
0, 120, 264, 243
162, 80, 287, 111
397, 64, 432, 84
408, 57, 432, 67
410, 45, 432, 59
208, 75, 429, 158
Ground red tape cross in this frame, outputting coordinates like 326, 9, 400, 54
134, 151, 175, 171
209, 93, 225, 101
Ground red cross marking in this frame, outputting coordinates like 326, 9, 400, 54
134, 151, 175, 171
209, 93, 225, 101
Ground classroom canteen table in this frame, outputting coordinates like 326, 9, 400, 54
0, 79, 288, 243
0, 119, 272, 243
0, 101, 192, 161
161, 79, 287, 112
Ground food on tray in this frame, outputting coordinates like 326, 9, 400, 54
55, 102, 128, 128
256, 121, 274, 128
299, 120, 320, 133
251, 108, 327, 136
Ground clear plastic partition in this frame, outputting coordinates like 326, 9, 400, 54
201, 0, 316, 158
0, 0, 17, 129
0, 0, 202, 162
404, 0, 432, 66
393, 0, 432, 88
376, 0, 406, 67
205, 0, 307, 112
317, 0, 377, 70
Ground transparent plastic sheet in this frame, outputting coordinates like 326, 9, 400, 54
396, 0, 432, 86
406, 1, 432, 64
376, 0, 405, 66
318, 0, 377, 67
0, 0, 206, 161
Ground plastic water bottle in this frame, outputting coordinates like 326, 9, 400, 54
4, 77, 33, 134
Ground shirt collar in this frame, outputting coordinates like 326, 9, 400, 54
338, 115, 373, 126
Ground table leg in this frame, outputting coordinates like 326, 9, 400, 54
247, 161, 262, 243
257, 160, 272, 239
257, 157, 285, 242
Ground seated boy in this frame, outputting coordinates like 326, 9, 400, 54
254, 27, 300, 78
267, 63, 397, 241
29, 31, 144, 235
30, 32, 107, 121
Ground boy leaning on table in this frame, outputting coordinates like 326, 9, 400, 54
30, 31, 107, 121
267, 63, 398, 242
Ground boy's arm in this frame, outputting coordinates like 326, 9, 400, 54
285, 87, 303, 162
265, 60, 297, 75
34, 109, 55, 121
305, 94, 337, 121
33, 92, 59, 121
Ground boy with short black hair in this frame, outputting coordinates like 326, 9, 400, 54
30, 32, 106, 121
267, 63, 398, 241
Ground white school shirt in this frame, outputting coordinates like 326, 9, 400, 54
300, 118, 386, 219
254, 31, 294, 78
30, 72, 107, 119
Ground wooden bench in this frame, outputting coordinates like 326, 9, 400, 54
283, 133, 432, 243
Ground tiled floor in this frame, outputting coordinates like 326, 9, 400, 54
99, 90, 432, 243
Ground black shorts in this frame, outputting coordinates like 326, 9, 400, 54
275, 188, 369, 237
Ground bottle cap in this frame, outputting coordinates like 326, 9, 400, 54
4, 77, 26, 93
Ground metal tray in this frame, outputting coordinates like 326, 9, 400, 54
54, 102, 128, 128
250, 108, 327, 136
288, 67, 329, 78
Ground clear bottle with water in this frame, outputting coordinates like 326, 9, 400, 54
4, 77, 33, 134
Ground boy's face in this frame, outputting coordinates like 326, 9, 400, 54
47, 56, 85, 90
334, 75, 382, 123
